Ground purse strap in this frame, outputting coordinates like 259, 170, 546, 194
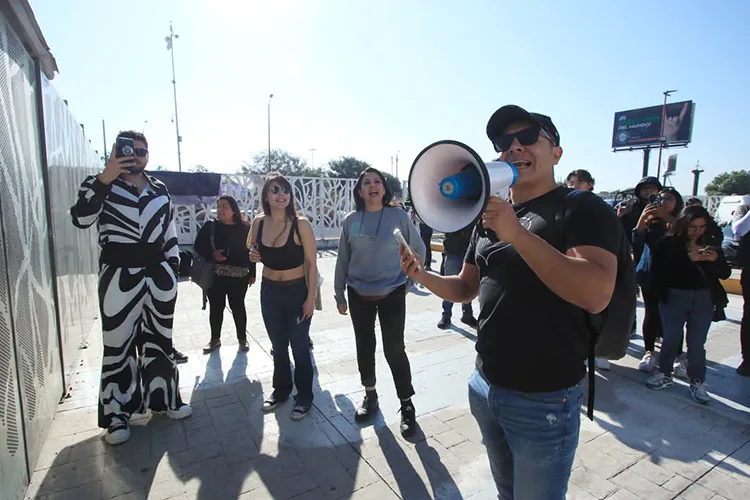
210, 219, 216, 251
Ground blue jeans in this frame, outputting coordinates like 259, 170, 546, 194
468, 368, 583, 499
260, 279, 313, 406
441, 254, 473, 318
658, 288, 713, 382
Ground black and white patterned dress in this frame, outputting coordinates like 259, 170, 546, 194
71, 173, 184, 428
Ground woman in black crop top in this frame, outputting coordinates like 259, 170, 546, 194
646, 206, 730, 404
248, 174, 318, 421
195, 196, 256, 353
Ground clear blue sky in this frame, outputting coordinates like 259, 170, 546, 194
31, 0, 750, 195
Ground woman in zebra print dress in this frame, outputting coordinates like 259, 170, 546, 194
71, 131, 192, 445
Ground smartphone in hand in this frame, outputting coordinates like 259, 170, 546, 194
393, 228, 421, 272
115, 136, 137, 172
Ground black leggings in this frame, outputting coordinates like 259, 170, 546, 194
641, 285, 663, 352
348, 285, 415, 400
207, 275, 249, 341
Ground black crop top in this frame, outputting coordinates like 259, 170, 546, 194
257, 218, 305, 271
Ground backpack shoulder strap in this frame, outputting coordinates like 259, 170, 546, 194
555, 189, 598, 421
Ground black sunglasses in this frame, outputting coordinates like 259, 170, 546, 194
492, 125, 554, 153
134, 147, 148, 157
270, 185, 291, 195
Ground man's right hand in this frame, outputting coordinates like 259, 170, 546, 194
337, 302, 348, 315
99, 145, 135, 185
400, 244, 426, 282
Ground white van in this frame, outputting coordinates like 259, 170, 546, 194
714, 195, 750, 226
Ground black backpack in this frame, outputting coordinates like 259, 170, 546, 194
556, 189, 638, 420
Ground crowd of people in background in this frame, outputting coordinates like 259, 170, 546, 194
77, 121, 748, 499
581, 172, 739, 405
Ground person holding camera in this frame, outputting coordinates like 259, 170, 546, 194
401, 106, 621, 499
618, 177, 662, 249
633, 187, 683, 373
646, 206, 730, 403
71, 130, 192, 446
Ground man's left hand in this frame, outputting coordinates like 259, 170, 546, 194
481, 196, 524, 243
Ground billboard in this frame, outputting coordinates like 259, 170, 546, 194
612, 100, 695, 149
666, 154, 677, 174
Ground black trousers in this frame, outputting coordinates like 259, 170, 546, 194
420, 224, 433, 269
641, 284, 663, 352
742, 270, 750, 361
348, 285, 415, 400
207, 275, 249, 342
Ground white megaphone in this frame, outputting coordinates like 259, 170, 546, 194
408, 140, 518, 233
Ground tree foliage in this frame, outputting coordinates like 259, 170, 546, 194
328, 156, 372, 179
239, 149, 322, 177
190, 164, 209, 173
705, 170, 750, 196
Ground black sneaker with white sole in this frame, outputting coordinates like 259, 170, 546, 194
399, 400, 417, 438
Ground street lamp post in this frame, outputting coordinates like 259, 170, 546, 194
656, 89, 677, 180
165, 23, 182, 172
309, 148, 316, 170
267, 94, 274, 171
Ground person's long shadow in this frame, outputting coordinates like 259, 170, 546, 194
33, 360, 222, 500
371, 422, 463, 499
170, 350, 266, 499
251, 352, 366, 498
585, 365, 750, 481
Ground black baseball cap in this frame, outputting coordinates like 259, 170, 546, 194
486, 105, 560, 147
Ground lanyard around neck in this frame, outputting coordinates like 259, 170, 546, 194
358, 209, 384, 239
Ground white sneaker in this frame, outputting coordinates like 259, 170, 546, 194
639, 352, 655, 373
690, 380, 710, 404
594, 358, 611, 370
166, 404, 193, 420
673, 355, 688, 379
105, 421, 131, 446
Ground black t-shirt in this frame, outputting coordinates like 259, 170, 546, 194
465, 186, 621, 392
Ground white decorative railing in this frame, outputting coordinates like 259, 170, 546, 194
174, 175, 358, 246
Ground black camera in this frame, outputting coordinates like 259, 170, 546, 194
115, 136, 135, 158
649, 194, 662, 206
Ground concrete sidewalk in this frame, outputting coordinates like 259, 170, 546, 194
25, 252, 750, 499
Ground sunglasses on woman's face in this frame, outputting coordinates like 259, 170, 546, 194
134, 148, 148, 157
492, 125, 554, 153
270, 185, 291, 195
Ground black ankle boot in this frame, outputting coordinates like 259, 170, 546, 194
400, 399, 416, 438
355, 390, 379, 422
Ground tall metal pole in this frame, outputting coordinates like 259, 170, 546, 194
267, 94, 274, 171
641, 147, 650, 178
656, 89, 676, 180
309, 148, 316, 170
102, 119, 107, 163
166, 23, 182, 171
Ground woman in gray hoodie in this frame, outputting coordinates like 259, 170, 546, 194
335, 168, 425, 437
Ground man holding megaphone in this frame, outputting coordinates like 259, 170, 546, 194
401, 105, 621, 499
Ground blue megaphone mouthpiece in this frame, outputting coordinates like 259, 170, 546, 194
439, 168, 483, 200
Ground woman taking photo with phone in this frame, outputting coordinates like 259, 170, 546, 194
194, 196, 255, 354
334, 167, 425, 437
249, 174, 317, 421
633, 187, 683, 373
646, 206, 730, 404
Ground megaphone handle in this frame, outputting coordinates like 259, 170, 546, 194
476, 220, 500, 243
